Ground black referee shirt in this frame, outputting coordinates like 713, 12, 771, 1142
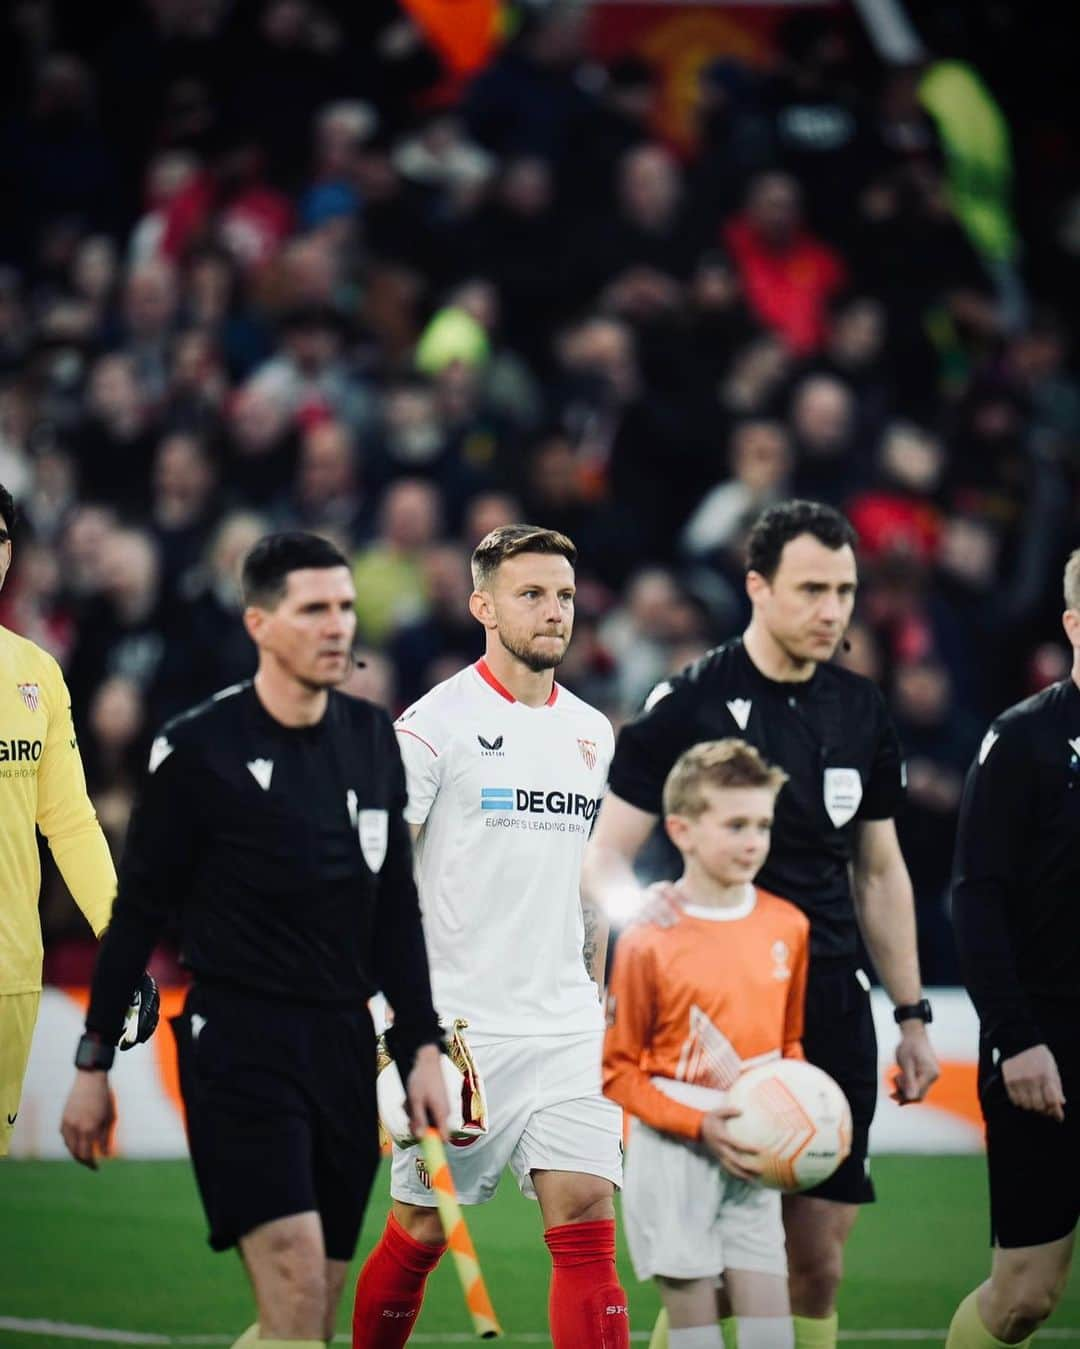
608, 638, 905, 959
952, 677, 1080, 1060
86, 682, 439, 1068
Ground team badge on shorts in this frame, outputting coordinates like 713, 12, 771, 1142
577, 738, 597, 770
17, 682, 40, 711
414, 1157, 433, 1189
823, 767, 862, 827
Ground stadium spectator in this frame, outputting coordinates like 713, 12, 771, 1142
74, 353, 156, 513
787, 373, 859, 505
682, 418, 793, 563
387, 541, 480, 708
724, 172, 847, 355
284, 417, 370, 544
351, 478, 440, 645
846, 421, 945, 563
569, 142, 702, 300
889, 657, 976, 983
183, 510, 267, 700
149, 432, 221, 598
223, 382, 297, 508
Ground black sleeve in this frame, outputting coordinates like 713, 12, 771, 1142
371, 715, 442, 1076
607, 677, 698, 815
950, 722, 1042, 1059
858, 687, 905, 820
85, 737, 200, 1042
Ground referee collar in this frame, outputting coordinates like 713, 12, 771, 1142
734, 636, 822, 700
247, 680, 334, 736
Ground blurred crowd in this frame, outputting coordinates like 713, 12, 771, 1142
2, 0, 1079, 984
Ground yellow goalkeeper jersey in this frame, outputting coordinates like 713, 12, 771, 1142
0, 624, 116, 994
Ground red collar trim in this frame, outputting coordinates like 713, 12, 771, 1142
474, 659, 559, 707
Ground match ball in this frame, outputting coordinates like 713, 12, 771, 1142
724, 1058, 852, 1192
376, 1054, 486, 1150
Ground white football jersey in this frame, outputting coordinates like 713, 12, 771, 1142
395, 659, 614, 1037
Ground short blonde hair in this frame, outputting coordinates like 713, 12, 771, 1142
471, 524, 576, 589
662, 739, 788, 819
1064, 548, 1080, 613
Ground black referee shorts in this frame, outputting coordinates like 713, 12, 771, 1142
170, 984, 380, 1260
979, 1005, 1080, 1249
798, 957, 878, 1205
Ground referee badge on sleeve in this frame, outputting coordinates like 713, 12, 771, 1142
823, 767, 862, 827
358, 809, 388, 872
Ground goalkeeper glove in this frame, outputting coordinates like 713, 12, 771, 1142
118, 971, 160, 1050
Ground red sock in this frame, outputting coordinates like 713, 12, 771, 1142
352, 1213, 446, 1348
543, 1218, 630, 1348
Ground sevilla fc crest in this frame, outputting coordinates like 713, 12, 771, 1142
577, 738, 597, 771
17, 682, 40, 712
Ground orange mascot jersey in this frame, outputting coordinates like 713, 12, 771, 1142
603, 887, 810, 1141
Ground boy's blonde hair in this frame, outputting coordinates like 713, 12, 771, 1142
662, 738, 788, 820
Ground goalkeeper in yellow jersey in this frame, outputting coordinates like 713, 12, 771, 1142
0, 483, 157, 1157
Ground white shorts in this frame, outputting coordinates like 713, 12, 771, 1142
622, 1116, 787, 1281
390, 1031, 623, 1206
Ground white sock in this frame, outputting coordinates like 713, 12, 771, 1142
736, 1316, 794, 1348
670, 1328, 724, 1349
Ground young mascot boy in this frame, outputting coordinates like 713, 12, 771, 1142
603, 739, 809, 1349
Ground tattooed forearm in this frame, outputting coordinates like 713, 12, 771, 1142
581, 896, 609, 993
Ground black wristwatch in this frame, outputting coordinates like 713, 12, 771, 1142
893, 998, 933, 1026
75, 1033, 115, 1072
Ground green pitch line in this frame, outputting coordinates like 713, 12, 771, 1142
0, 1157, 1076, 1348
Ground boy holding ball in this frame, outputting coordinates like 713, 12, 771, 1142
603, 739, 809, 1349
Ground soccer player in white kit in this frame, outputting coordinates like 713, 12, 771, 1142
352, 526, 629, 1348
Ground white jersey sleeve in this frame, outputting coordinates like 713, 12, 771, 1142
394, 709, 444, 827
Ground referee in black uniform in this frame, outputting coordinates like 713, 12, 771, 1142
583, 500, 939, 1349
945, 549, 1080, 1349
60, 533, 448, 1349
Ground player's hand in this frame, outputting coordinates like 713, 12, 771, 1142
701, 1106, 763, 1182
60, 1072, 115, 1170
891, 1024, 940, 1104
1002, 1044, 1066, 1122
632, 881, 684, 929
406, 1043, 451, 1141
118, 971, 160, 1050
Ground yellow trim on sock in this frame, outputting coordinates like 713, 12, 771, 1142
793, 1313, 838, 1349
230, 1326, 259, 1349
650, 1308, 670, 1349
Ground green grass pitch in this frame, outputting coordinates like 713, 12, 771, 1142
0, 1157, 1077, 1346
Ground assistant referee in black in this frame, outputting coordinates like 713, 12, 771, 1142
584, 500, 939, 1349
60, 533, 448, 1349
945, 549, 1080, 1349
